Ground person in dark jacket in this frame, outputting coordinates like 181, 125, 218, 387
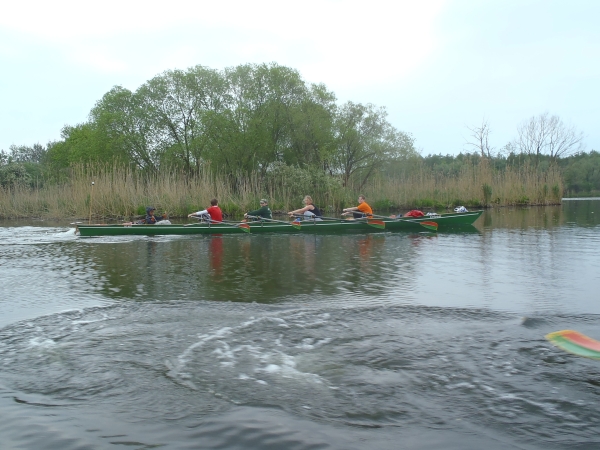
144, 206, 166, 224
244, 199, 272, 220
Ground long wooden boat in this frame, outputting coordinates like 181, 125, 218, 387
75, 211, 483, 236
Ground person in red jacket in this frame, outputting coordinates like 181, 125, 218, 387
188, 198, 223, 223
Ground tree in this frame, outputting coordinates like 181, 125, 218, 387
137, 66, 226, 174
45, 120, 130, 173
0, 162, 31, 187
562, 150, 600, 193
89, 86, 159, 171
205, 63, 334, 177
332, 102, 416, 189
465, 118, 493, 158
516, 112, 584, 164
8, 143, 47, 163
287, 83, 337, 169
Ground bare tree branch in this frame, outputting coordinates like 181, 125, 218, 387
516, 112, 584, 162
465, 118, 493, 158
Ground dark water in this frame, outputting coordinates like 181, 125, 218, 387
1, 202, 599, 449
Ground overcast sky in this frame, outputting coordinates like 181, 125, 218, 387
1, 0, 598, 155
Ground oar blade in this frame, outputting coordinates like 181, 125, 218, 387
292, 221, 301, 230
367, 219, 386, 229
237, 223, 250, 233
546, 330, 600, 360
420, 221, 438, 231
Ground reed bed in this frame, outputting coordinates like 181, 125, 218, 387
0, 162, 563, 219
365, 160, 563, 210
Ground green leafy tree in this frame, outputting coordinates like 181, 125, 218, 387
287, 83, 337, 169
89, 86, 156, 170
8, 143, 47, 163
207, 63, 311, 176
0, 162, 31, 187
332, 102, 416, 189
562, 150, 600, 193
137, 66, 226, 174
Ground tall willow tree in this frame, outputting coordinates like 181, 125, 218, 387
333, 102, 416, 189
48, 63, 415, 189
89, 86, 157, 170
137, 66, 226, 174
205, 63, 336, 176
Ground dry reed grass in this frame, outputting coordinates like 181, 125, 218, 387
365, 160, 563, 210
0, 161, 563, 219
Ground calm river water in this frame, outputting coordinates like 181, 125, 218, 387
1, 201, 599, 449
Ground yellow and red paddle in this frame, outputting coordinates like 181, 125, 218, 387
367, 219, 386, 229
419, 221, 438, 231
546, 330, 600, 360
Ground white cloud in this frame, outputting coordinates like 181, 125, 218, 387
1, 0, 446, 84
4, 0, 596, 154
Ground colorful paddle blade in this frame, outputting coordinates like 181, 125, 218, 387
420, 221, 438, 231
237, 223, 250, 233
545, 330, 600, 360
367, 219, 385, 229
291, 221, 301, 230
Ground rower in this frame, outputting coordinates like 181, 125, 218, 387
288, 195, 322, 220
244, 199, 272, 220
188, 198, 223, 223
144, 206, 168, 224
342, 195, 373, 219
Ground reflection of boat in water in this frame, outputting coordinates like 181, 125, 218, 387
75, 211, 483, 237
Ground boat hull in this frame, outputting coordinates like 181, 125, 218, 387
75, 211, 483, 236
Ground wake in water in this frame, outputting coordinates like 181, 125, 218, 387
1, 301, 600, 449
0, 226, 77, 246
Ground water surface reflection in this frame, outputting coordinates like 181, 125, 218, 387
1, 202, 600, 449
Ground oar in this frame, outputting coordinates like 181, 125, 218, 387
248, 215, 301, 230
338, 213, 386, 229
291, 214, 343, 222
371, 213, 438, 231
546, 330, 600, 360
288, 214, 384, 229
185, 219, 250, 233
419, 221, 439, 231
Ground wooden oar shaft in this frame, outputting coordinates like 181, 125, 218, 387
185, 219, 249, 232
291, 214, 345, 222
370, 213, 396, 220
247, 215, 295, 225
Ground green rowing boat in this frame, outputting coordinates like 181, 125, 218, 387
75, 211, 483, 236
